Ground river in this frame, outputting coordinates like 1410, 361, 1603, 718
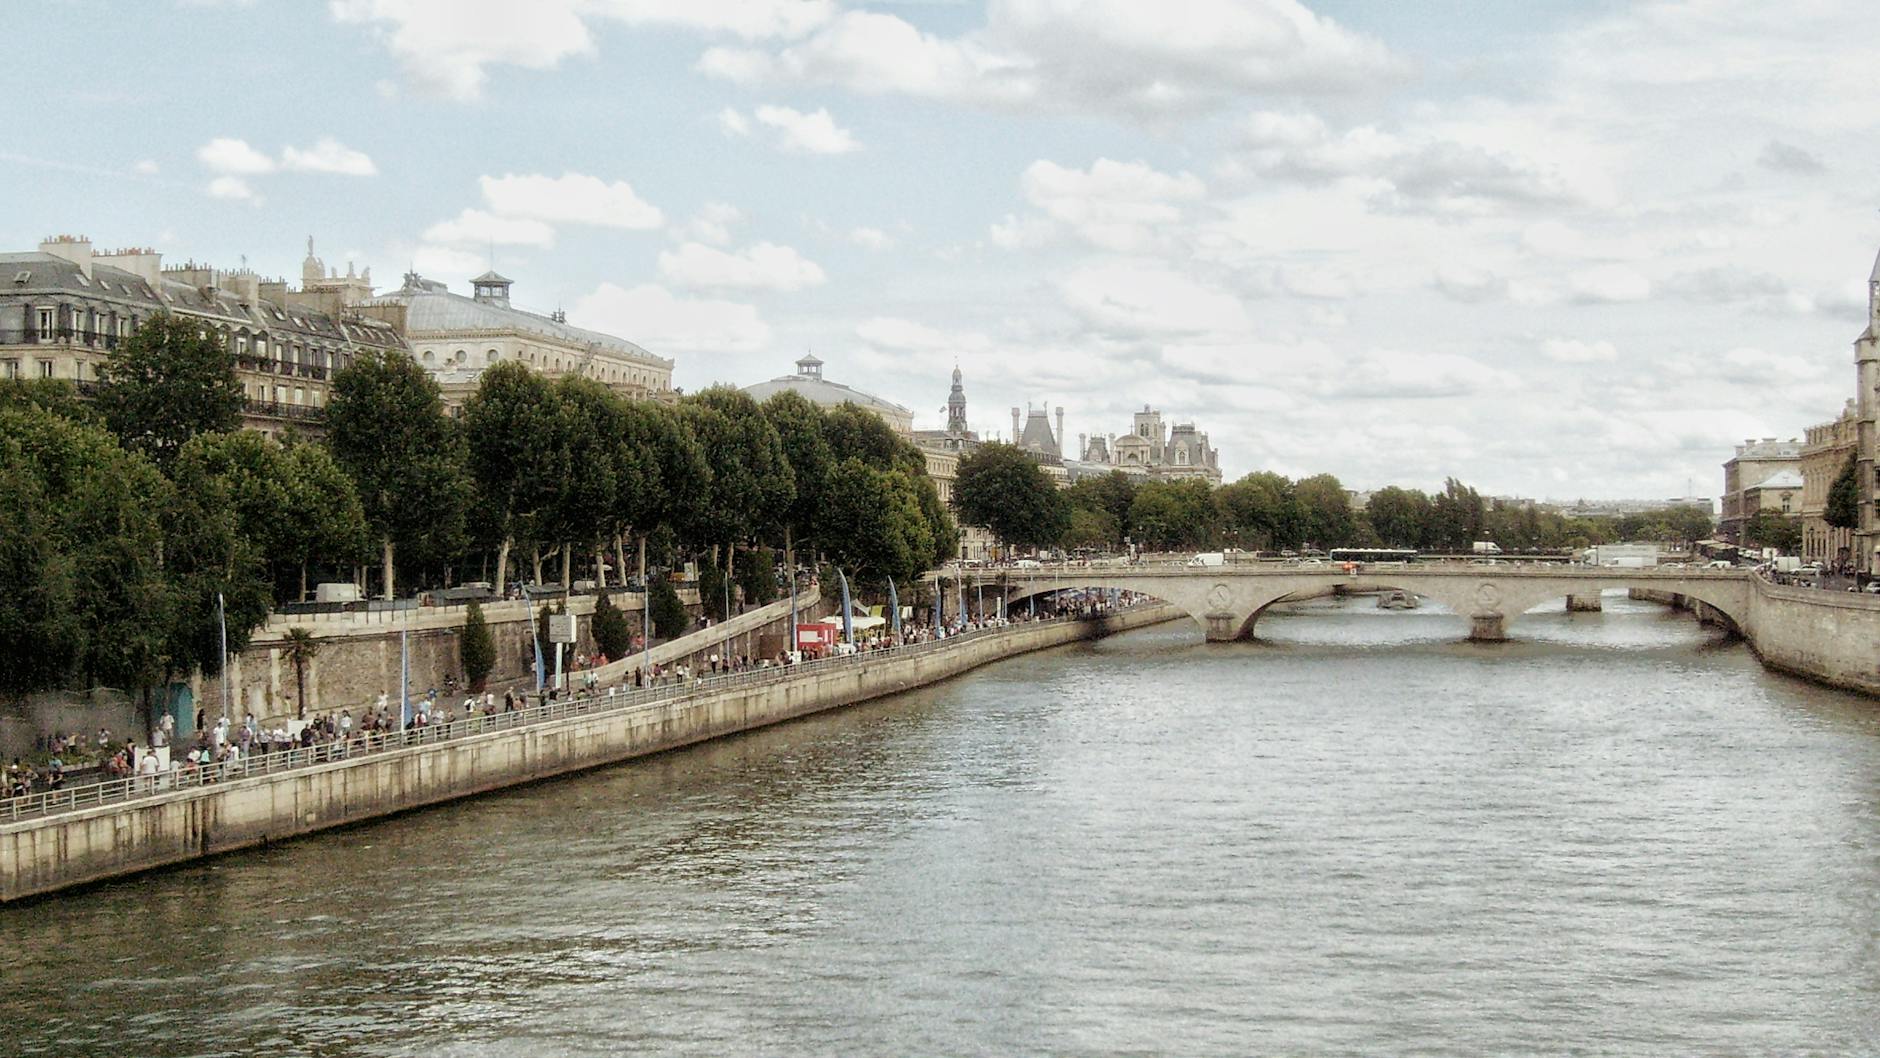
5, 593, 1878, 1056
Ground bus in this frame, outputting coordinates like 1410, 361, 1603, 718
1327, 548, 1420, 565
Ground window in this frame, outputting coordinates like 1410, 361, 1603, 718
3, 360, 18, 379
38, 359, 54, 379
487, 348, 499, 364
36, 308, 53, 338
422, 350, 435, 365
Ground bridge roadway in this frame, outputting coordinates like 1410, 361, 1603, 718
939, 563, 1753, 642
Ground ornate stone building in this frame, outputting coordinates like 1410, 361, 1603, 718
361, 268, 673, 413
1855, 252, 1880, 575
0, 235, 405, 437
1079, 405, 1222, 484
743, 354, 914, 436
1800, 399, 1858, 567
1720, 438, 1802, 544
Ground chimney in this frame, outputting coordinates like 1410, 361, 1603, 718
1055, 407, 1065, 454
96, 247, 163, 287
39, 235, 94, 280
1011, 407, 1021, 445
1078, 432, 1086, 460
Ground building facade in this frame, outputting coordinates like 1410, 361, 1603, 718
1720, 438, 1802, 544
1801, 399, 1859, 567
1079, 404, 1222, 483
742, 354, 914, 436
1855, 252, 1880, 575
362, 269, 673, 412
0, 235, 406, 437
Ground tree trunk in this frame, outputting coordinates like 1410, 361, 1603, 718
784, 525, 795, 602
595, 545, 608, 589
495, 536, 512, 596
381, 537, 395, 601
615, 534, 630, 591
299, 560, 308, 603
532, 546, 543, 587
560, 545, 572, 590
295, 659, 306, 720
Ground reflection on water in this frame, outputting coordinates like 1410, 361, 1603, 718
5, 593, 1879, 1056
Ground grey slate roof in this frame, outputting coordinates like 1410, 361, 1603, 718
366, 284, 670, 367
742, 373, 911, 416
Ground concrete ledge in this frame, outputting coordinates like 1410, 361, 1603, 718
1, 605, 1179, 903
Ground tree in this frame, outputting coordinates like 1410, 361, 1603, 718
680, 387, 795, 552
1293, 473, 1354, 548
821, 459, 936, 589
0, 426, 80, 696
282, 627, 319, 719
326, 351, 470, 599
954, 443, 1071, 551
1065, 472, 1136, 547
1063, 506, 1120, 550
1365, 486, 1431, 548
698, 560, 731, 622
463, 361, 562, 594
545, 377, 622, 588
279, 440, 371, 601
160, 466, 272, 685
1826, 455, 1860, 531
649, 576, 689, 639
762, 391, 833, 560
1744, 507, 1802, 552
736, 545, 779, 606
1128, 479, 1217, 552
95, 313, 243, 467
1217, 471, 1305, 549
1429, 477, 1486, 551
591, 592, 632, 660
461, 600, 495, 691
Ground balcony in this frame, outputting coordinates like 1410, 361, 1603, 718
242, 398, 327, 423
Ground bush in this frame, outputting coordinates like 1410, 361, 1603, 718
592, 591, 632, 659
461, 600, 494, 691
650, 576, 689, 640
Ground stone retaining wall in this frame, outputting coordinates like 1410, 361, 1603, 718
0, 605, 1178, 903
1632, 579, 1880, 697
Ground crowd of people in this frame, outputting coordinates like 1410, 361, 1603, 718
5, 591, 1151, 805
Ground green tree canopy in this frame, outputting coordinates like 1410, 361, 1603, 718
327, 351, 469, 598
680, 386, 795, 550
463, 361, 563, 591
954, 443, 1071, 552
96, 313, 243, 467
1365, 486, 1431, 548
762, 391, 833, 553
1743, 507, 1802, 552
1826, 455, 1860, 531
1128, 479, 1218, 552
821, 458, 937, 589
1293, 473, 1354, 549
1065, 472, 1136, 547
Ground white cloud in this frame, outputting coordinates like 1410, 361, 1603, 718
1058, 262, 1249, 337
197, 137, 275, 175
658, 241, 826, 292
479, 172, 663, 230
700, 1, 1399, 121
422, 208, 556, 247
849, 226, 893, 251
1568, 264, 1651, 303
717, 106, 751, 138
410, 243, 489, 279
753, 104, 859, 154
1014, 158, 1205, 252
680, 202, 742, 246
1543, 338, 1619, 364
132, 159, 160, 176
280, 137, 378, 176
206, 176, 258, 201
573, 281, 771, 353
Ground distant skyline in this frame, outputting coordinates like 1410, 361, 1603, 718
6, 0, 1874, 499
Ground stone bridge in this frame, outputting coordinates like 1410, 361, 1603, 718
941, 564, 1754, 642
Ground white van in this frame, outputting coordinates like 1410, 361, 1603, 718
1186, 552, 1226, 567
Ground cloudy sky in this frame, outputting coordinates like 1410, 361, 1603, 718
7, 0, 1876, 500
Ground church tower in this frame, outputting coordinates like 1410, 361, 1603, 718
946, 364, 968, 434
1854, 249, 1880, 573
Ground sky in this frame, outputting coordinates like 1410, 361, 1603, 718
6, 0, 1877, 501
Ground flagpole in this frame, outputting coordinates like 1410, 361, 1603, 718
217, 592, 228, 723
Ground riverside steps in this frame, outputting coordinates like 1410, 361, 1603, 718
0, 604, 1179, 903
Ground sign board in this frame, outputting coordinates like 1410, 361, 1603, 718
548, 614, 578, 644
795, 623, 836, 648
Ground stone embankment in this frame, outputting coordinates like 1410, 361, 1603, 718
0, 605, 1179, 903
1632, 576, 1880, 697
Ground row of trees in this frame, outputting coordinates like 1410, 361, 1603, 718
3, 315, 958, 703
952, 442, 1724, 557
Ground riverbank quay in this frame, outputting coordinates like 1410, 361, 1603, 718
0, 604, 1179, 903
1632, 574, 1880, 697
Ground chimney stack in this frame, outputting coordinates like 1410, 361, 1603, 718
1055, 407, 1065, 456
1011, 406, 1021, 445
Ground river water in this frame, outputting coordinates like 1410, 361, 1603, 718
5, 594, 1879, 1056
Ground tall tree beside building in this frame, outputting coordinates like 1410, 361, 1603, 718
279, 440, 371, 601
1744, 507, 1802, 552
679, 387, 795, 553
761, 391, 834, 558
460, 600, 495, 691
1294, 474, 1355, 549
1365, 486, 1432, 549
326, 351, 470, 599
282, 627, 319, 719
649, 576, 689, 640
0, 413, 82, 696
463, 361, 563, 595
1826, 455, 1860, 531
820, 459, 937, 589
546, 377, 622, 588
1066, 472, 1137, 547
1216, 472, 1304, 550
1128, 479, 1218, 552
1429, 478, 1487, 551
95, 313, 243, 468
590, 592, 632, 660
954, 443, 1071, 552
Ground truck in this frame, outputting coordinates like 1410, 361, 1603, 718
315, 582, 363, 604
1186, 552, 1226, 567
1471, 541, 1502, 555
1770, 556, 1803, 573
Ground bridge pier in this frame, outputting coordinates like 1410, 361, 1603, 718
1566, 593, 1603, 612
1203, 611, 1255, 642
1468, 613, 1507, 641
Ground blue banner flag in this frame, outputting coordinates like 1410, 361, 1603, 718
888, 577, 901, 642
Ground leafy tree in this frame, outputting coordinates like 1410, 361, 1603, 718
1743, 507, 1802, 552
591, 592, 632, 660
1065, 472, 1136, 546
1429, 477, 1486, 552
649, 576, 689, 639
821, 459, 936, 588
1128, 479, 1217, 551
1293, 473, 1354, 548
955, 443, 1070, 551
679, 386, 795, 551
736, 545, 779, 606
907, 471, 960, 568
0, 423, 80, 696
0, 377, 97, 422
461, 600, 495, 691
1062, 506, 1120, 550
1218, 471, 1305, 549
546, 377, 622, 588
282, 627, 319, 719
824, 402, 909, 473
161, 465, 272, 684
280, 440, 371, 601
463, 361, 562, 594
761, 391, 833, 558
172, 431, 292, 597
327, 351, 469, 598
95, 313, 243, 467
1826, 455, 1860, 531
698, 560, 731, 622
1365, 486, 1431, 548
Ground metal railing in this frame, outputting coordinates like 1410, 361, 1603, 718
2, 609, 1132, 823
